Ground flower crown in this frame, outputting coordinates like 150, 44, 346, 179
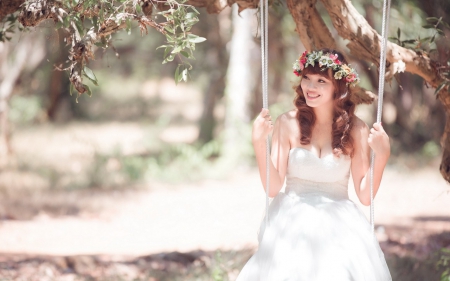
293, 50, 360, 87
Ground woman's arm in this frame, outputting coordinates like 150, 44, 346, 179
350, 118, 390, 206
252, 109, 291, 198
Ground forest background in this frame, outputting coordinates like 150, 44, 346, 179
0, 0, 449, 280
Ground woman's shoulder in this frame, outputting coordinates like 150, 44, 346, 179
275, 109, 298, 127
277, 109, 297, 121
350, 115, 369, 136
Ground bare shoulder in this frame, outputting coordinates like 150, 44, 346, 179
275, 110, 298, 129
351, 115, 369, 137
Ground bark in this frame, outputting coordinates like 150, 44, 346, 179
319, 0, 443, 87
223, 5, 255, 159
285, 0, 335, 51
0, 32, 45, 163
316, 0, 450, 181
197, 10, 230, 143
0, 0, 24, 21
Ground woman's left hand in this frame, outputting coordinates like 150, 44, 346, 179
368, 123, 390, 159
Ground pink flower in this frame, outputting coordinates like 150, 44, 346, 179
345, 73, 356, 82
293, 69, 301, 76
299, 51, 308, 64
329, 54, 341, 65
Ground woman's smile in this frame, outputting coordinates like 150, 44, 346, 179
306, 92, 321, 100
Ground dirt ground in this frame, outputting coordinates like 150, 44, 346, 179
0, 161, 449, 280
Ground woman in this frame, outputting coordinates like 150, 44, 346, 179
236, 48, 392, 280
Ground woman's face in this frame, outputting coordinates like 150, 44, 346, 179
300, 73, 335, 108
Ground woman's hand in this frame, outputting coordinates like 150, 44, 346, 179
368, 122, 390, 159
252, 108, 274, 144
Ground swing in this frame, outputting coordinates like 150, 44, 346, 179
259, 0, 392, 233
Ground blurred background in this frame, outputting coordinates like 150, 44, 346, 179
0, 0, 449, 280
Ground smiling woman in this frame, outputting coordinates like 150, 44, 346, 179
236, 48, 392, 280
295, 49, 357, 158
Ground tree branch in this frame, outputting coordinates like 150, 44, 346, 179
0, 0, 25, 21
320, 0, 443, 88
17, 0, 165, 94
285, 0, 374, 104
319, 0, 450, 182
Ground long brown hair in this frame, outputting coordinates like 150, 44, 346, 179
293, 48, 356, 157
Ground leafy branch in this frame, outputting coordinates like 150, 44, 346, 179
1, 0, 206, 101
389, 17, 450, 95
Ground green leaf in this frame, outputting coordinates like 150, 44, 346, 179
164, 46, 171, 59
443, 21, 450, 29
156, 45, 170, 50
426, 17, 440, 23
422, 24, 435, 29
166, 34, 175, 42
164, 25, 175, 34
431, 34, 436, 43
190, 6, 200, 14
187, 34, 206, 43
180, 51, 190, 58
171, 46, 182, 53
83, 66, 98, 85
397, 27, 401, 39
136, 4, 142, 13
70, 83, 74, 96
437, 29, 445, 36
162, 54, 175, 64
84, 84, 92, 97
402, 39, 416, 44
435, 82, 447, 95
175, 65, 181, 84
75, 17, 84, 37
126, 18, 132, 35
181, 69, 188, 81
186, 12, 196, 19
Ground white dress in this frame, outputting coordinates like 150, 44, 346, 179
236, 147, 392, 281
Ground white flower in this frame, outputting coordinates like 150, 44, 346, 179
393, 60, 406, 74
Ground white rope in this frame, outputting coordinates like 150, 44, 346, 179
370, 0, 391, 233
259, 0, 270, 226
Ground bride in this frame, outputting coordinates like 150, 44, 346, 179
236, 48, 392, 280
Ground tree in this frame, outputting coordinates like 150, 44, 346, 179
1, 0, 450, 181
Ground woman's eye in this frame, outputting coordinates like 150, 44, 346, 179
303, 75, 309, 80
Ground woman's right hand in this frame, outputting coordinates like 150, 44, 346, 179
252, 108, 274, 144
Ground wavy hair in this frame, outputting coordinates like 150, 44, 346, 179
293, 48, 356, 157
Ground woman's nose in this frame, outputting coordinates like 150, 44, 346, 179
306, 80, 318, 89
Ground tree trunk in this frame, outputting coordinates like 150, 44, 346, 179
197, 9, 230, 143
222, 5, 255, 160
46, 28, 72, 120
0, 31, 45, 165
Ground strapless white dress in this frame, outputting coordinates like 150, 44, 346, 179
236, 147, 392, 281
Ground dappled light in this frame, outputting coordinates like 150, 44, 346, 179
0, 0, 449, 279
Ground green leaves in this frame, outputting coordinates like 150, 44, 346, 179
83, 66, 98, 86
0, 14, 19, 42
155, 1, 206, 84
435, 81, 449, 96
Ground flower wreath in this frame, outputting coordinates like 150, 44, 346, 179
292, 50, 360, 87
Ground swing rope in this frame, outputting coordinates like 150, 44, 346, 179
259, 0, 270, 226
370, 0, 392, 233
259, 0, 391, 232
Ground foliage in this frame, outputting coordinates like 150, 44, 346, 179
0, 13, 24, 41
389, 17, 450, 95
437, 247, 450, 281
0, 0, 206, 99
